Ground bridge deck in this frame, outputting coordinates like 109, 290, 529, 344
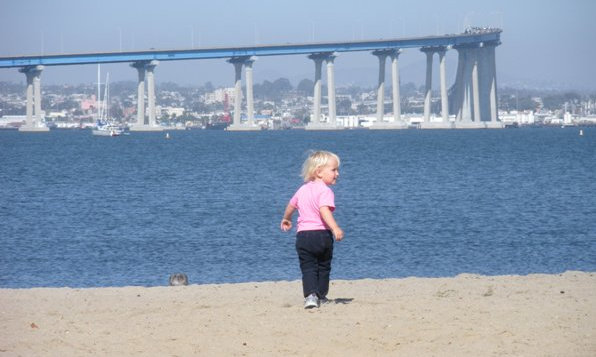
0, 31, 500, 68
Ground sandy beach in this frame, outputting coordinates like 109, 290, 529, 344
1, 271, 594, 356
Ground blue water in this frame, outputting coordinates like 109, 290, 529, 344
1, 128, 594, 288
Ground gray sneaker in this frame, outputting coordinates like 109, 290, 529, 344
304, 293, 319, 309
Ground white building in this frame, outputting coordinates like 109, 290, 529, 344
499, 110, 535, 125
0, 115, 26, 128
158, 106, 185, 118
202, 88, 236, 105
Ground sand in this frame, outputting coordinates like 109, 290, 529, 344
0, 271, 594, 356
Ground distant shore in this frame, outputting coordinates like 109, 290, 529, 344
1, 271, 594, 356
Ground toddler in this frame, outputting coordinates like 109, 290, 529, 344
280, 150, 344, 309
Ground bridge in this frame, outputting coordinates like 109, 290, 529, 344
0, 29, 502, 131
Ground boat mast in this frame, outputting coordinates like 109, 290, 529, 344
105, 72, 110, 121
102, 72, 109, 122
97, 64, 102, 122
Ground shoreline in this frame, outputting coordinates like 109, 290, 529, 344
1, 271, 594, 356
2, 269, 592, 290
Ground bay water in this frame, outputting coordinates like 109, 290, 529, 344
1, 128, 594, 288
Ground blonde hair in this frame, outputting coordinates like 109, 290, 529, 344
301, 150, 340, 182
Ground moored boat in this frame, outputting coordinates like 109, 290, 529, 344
91, 68, 124, 137
92, 122, 124, 136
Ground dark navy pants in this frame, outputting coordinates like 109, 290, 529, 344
295, 230, 334, 298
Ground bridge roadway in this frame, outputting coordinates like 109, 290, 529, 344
0, 30, 502, 131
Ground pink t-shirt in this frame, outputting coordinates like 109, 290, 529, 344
289, 180, 335, 232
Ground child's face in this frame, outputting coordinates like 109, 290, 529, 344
316, 158, 340, 185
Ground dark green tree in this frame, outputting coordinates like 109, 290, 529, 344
297, 79, 314, 94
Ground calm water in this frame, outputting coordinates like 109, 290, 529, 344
1, 128, 594, 288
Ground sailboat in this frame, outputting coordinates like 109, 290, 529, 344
92, 65, 124, 137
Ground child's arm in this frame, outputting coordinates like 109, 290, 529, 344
320, 206, 344, 241
280, 204, 295, 232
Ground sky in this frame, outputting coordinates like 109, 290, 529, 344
0, 0, 594, 91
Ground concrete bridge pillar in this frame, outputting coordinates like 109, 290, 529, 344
227, 56, 260, 131
461, 47, 474, 123
419, 46, 455, 129
130, 60, 162, 131
232, 60, 243, 127
326, 55, 337, 126
305, 52, 340, 130
452, 44, 475, 124
245, 58, 255, 127
452, 47, 465, 121
33, 70, 42, 124
131, 62, 146, 127
421, 47, 435, 123
471, 47, 481, 123
390, 49, 402, 123
305, 53, 341, 130
450, 42, 502, 128
145, 60, 159, 128
310, 55, 324, 125
373, 50, 388, 124
22, 69, 34, 128
485, 41, 500, 123
438, 48, 449, 123
18, 65, 48, 132
369, 49, 407, 130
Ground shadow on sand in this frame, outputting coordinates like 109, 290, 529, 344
329, 298, 354, 305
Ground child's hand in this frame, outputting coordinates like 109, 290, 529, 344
280, 219, 292, 232
333, 227, 344, 241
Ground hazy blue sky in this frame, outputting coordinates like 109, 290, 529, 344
1, 0, 594, 90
